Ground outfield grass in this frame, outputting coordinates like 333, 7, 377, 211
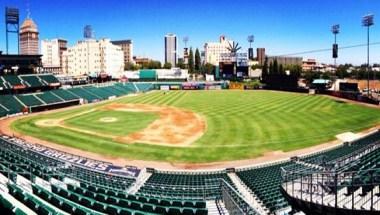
11, 90, 380, 163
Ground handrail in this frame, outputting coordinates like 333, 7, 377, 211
217, 178, 261, 215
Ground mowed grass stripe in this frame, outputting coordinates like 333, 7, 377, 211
125, 91, 165, 104
160, 91, 186, 106
11, 90, 380, 163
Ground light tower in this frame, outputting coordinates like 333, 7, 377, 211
5, 7, 20, 54
84, 25, 94, 39
183, 36, 189, 66
183, 36, 189, 48
247, 35, 254, 60
331, 24, 339, 91
362, 14, 374, 97
247, 35, 254, 48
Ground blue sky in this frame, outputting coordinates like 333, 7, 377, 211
0, 0, 379, 65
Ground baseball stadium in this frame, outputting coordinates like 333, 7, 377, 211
0, 76, 379, 215
1, 1, 380, 215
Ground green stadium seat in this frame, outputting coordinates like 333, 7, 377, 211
3, 75, 25, 88
20, 75, 45, 88
39, 75, 60, 85
16, 94, 44, 107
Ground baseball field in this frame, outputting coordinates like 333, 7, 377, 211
9, 90, 380, 163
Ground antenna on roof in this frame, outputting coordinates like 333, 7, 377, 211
26, 0, 31, 18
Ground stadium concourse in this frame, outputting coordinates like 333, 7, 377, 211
0, 79, 380, 215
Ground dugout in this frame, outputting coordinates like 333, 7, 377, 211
29, 100, 81, 113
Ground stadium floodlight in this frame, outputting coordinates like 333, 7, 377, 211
362, 14, 374, 96
331, 24, 340, 35
247, 35, 254, 48
362, 14, 374, 27
183, 36, 189, 48
331, 24, 340, 91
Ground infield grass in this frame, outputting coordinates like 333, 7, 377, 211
11, 90, 380, 163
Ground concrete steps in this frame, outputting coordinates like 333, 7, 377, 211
227, 172, 269, 214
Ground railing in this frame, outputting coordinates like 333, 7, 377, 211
282, 167, 380, 211
218, 178, 260, 215
329, 141, 380, 171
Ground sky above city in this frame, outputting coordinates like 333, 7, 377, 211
0, 0, 379, 65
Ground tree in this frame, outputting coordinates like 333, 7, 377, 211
188, 47, 194, 74
177, 58, 186, 69
124, 62, 138, 71
336, 64, 350, 79
287, 65, 302, 78
251, 64, 262, 70
202, 63, 214, 75
194, 48, 201, 73
262, 57, 269, 81
142, 60, 161, 69
163, 62, 172, 69
269, 62, 273, 75
273, 59, 279, 74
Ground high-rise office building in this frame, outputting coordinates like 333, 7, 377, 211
111, 40, 134, 65
165, 34, 177, 66
19, 18, 39, 55
257, 48, 266, 65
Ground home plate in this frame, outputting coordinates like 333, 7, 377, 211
336, 132, 360, 142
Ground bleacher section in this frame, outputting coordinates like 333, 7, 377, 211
237, 162, 291, 212
67, 88, 102, 103
137, 171, 234, 200
0, 82, 147, 118
16, 94, 44, 107
0, 77, 9, 91
0, 95, 25, 114
35, 92, 64, 104
38, 75, 60, 86
135, 83, 154, 92
236, 131, 380, 214
3, 75, 26, 89
1, 131, 377, 215
0, 74, 60, 92
0, 137, 210, 215
51, 89, 80, 101
19, 75, 44, 88
0, 189, 38, 215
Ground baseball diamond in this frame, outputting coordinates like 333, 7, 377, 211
8, 90, 380, 163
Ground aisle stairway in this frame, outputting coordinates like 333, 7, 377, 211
206, 200, 229, 215
127, 168, 152, 194
227, 172, 269, 214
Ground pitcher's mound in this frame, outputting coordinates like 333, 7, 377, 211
105, 103, 206, 146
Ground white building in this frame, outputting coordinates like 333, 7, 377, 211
165, 34, 177, 66
204, 35, 234, 66
62, 39, 124, 77
111, 40, 134, 65
41, 39, 67, 71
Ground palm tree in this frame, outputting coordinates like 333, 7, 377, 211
227, 42, 241, 54
227, 42, 241, 77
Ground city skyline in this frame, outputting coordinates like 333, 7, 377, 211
0, 0, 380, 65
